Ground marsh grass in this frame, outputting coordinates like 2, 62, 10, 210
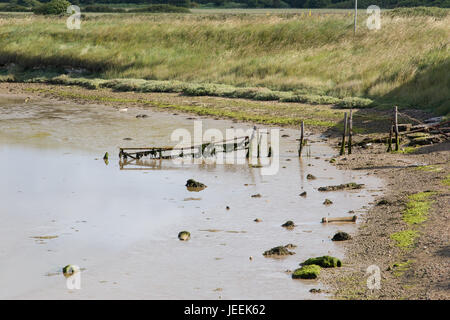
0, 12, 449, 114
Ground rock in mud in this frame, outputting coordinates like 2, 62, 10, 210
263, 246, 295, 257
323, 199, 333, 205
306, 174, 316, 180
329, 158, 336, 164
251, 193, 262, 198
254, 218, 262, 222
299, 191, 307, 197
136, 114, 148, 118
292, 265, 321, 279
62, 264, 79, 277
318, 183, 364, 192
281, 220, 295, 229
178, 231, 191, 241
309, 288, 322, 293
185, 179, 207, 191
302, 256, 342, 268
332, 232, 352, 241
377, 199, 390, 206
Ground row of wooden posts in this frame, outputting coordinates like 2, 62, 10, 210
297, 106, 406, 158
336, 106, 402, 156
121, 104, 438, 162
119, 126, 274, 161
339, 109, 354, 156
297, 109, 355, 158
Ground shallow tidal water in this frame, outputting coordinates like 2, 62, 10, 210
0, 93, 383, 299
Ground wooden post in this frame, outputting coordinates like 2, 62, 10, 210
340, 112, 348, 156
257, 129, 260, 158
394, 106, 399, 151
387, 124, 393, 152
354, 0, 358, 35
348, 109, 353, 155
299, 121, 304, 157
248, 126, 257, 160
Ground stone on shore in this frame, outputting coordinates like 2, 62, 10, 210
263, 246, 295, 257
178, 231, 191, 241
292, 265, 321, 279
332, 232, 352, 241
302, 255, 342, 268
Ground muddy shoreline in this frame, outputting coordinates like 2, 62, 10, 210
1, 82, 448, 299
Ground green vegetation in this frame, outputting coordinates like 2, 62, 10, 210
23, 86, 346, 128
402, 191, 435, 225
302, 255, 342, 267
390, 229, 419, 249
387, 6, 449, 17
292, 265, 321, 279
4, 0, 447, 10
129, 4, 191, 12
82, 5, 127, 12
415, 165, 442, 172
390, 191, 436, 250
442, 174, 450, 186
391, 260, 413, 277
33, 0, 70, 15
0, 72, 374, 107
0, 12, 448, 114
394, 146, 418, 154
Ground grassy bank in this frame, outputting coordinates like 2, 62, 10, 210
0, 10, 449, 115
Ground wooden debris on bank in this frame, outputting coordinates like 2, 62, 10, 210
321, 216, 357, 223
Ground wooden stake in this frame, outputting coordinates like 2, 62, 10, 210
248, 126, 257, 160
257, 129, 260, 158
387, 123, 393, 152
340, 112, 348, 156
299, 121, 304, 157
394, 106, 399, 151
348, 109, 353, 155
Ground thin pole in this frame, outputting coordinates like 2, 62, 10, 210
299, 121, 304, 157
348, 109, 353, 154
387, 123, 393, 152
340, 112, 348, 156
354, 0, 357, 35
394, 106, 399, 151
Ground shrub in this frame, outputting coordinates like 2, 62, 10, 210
0, 4, 31, 12
83, 5, 125, 13
335, 97, 374, 109
33, 0, 71, 15
129, 5, 191, 13
18, 0, 42, 7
